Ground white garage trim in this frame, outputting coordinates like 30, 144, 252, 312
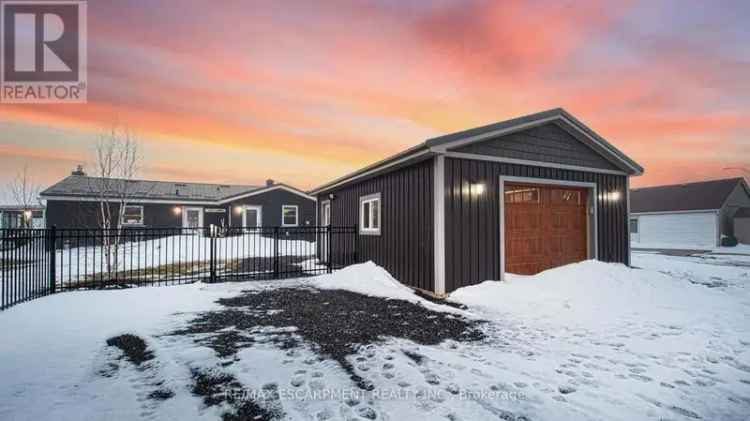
499, 176, 598, 282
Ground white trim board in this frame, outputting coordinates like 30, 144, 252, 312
499, 176, 598, 282
433, 155, 446, 296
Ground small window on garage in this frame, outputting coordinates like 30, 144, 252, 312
360, 193, 381, 235
505, 187, 540, 204
282, 205, 298, 227
629, 218, 638, 234
121, 205, 144, 225
551, 189, 581, 205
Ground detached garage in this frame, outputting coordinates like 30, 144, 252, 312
312, 108, 644, 296
630, 178, 750, 248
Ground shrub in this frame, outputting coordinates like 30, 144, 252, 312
721, 235, 739, 247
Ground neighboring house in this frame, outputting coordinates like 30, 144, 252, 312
630, 177, 750, 247
40, 171, 316, 231
311, 108, 643, 297
735, 208, 750, 245
0, 206, 45, 229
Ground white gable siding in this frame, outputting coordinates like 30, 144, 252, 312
633, 211, 718, 247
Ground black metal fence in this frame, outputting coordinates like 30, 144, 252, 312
1, 225, 357, 310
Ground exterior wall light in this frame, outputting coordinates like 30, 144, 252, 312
234, 206, 244, 215
23, 210, 32, 219
328, 193, 336, 201
173, 206, 182, 215
470, 183, 486, 195
599, 191, 622, 202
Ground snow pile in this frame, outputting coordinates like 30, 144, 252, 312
311, 261, 422, 303
450, 260, 748, 331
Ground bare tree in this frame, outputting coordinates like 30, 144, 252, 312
7, 164, 43, 228
89, 125, 143, 277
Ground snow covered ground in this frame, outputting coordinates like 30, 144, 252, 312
632, 241, 750, 253
1, 254, 749, 420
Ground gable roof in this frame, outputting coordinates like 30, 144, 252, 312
311, 108, 643, 194
630, 177, 747, 213
40, 175, 315, 203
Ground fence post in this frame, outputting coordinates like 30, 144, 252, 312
48, 226, 56, 294
327, 225, 332, 273
353, 224, 359, 264
209, 232, 216, 283
273, 227, 280, 278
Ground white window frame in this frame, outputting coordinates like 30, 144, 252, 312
121, 205, 144, 226
359, 193, 381, 236
281, 205, 299, 227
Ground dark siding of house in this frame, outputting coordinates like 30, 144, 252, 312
46, 189, 316, 231
444, 157, 629, 293
451, 122, 621, 171
227, 189, 316, 228
317, 159, 434, 292
45, 200, 185, 229
720, 183, 750, 237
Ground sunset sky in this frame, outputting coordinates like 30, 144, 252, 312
1, 0, 749, 202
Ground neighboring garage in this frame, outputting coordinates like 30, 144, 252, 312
312, 108, 644, 296
630, 177, 750, 248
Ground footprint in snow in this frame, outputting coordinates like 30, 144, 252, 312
558, 385, 576, 394
629, 374, 653, 382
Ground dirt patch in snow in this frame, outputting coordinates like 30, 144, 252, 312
191, 367, 283, 421
175, 287, 484, 389
106, 334, 154, 365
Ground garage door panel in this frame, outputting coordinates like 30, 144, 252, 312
636, 212, 716, 246
505, 183, 589, 275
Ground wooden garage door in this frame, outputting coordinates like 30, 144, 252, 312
504, 183, 589, 275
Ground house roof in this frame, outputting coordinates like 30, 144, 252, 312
630, 177, 747, 213
310, 108, 643, 194
0, 205, 45, 211
39, 175, 316, 203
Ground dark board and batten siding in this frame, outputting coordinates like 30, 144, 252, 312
453, 123, 622, 171
318, 159, 434, 292
444, 157, 629, 293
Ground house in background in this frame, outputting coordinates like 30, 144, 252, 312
0, 206, 45, 229
40, 169, 316, 231
312, 108, 643, 297
630, 177, 750, 247
735, 208, 750, 245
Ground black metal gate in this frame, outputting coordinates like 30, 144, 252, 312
1, 225, 357, 310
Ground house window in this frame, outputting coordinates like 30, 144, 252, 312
505, 187, 540, 204
629, 218, 638, 234
282, 205, 298, 227
359, 193, 381, 235
121, 205, 144, 225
